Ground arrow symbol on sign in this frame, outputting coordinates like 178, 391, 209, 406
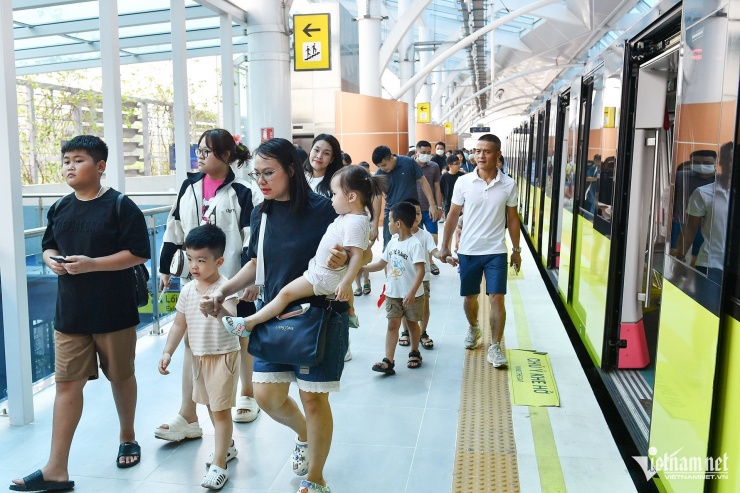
303, 23, 321, 37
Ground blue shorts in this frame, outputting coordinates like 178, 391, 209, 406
421, 210, 439, 234
670, 221, 704, 256
252, 310, 349, 392
458, 253, 508, 296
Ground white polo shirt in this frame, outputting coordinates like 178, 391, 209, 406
451, 169, 518, 255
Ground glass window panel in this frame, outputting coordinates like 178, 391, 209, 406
13, 2, 98, 25
14, 35, 79, 50
15, 51, 101, 68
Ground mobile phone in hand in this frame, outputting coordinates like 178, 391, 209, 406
50, 256, 70, 263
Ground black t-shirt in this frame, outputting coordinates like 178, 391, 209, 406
374, 155, 423, 213
41, 190, 151, 334
431, 153, 447, 171
440, 171, 464, 209
248, 193, 346, 308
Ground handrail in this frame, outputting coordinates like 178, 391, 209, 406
22, 192, 177, 199
24, 205, 172, 239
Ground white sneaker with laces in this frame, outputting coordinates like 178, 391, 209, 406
292, 436, 309, 476
464, 324, 482, 349
487, 343, 508, 368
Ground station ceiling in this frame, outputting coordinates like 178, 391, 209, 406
10, 0, 660, 126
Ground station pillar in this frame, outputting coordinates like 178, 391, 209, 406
357, 0, 382, 97
246, 2, 292, 149
398, 0, 415, 146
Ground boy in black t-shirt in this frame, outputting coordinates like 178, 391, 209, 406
440, 154, 465, 215
12, 136, 150, 492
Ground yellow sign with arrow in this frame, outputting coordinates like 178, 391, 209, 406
293, 14, 331, 71
416, 102, 431, 123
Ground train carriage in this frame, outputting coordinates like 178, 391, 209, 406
510, 1, 740, 492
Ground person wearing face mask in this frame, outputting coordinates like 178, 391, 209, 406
431, 141, 448, 171
670, 149, 716, 266
414, 141, 444, 276
671, 142, 731, 283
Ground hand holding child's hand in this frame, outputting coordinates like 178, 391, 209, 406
158, 353, 172, 375
335, 281, 352, 302
403, 292, 416, 307
199, 297, 215, 317
445, 255, 459, 267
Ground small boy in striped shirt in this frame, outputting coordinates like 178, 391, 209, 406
158, 224, 239, 490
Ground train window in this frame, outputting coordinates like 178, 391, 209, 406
579, 65, 621, 227
668, 12, 731, 285
562, 91, 578, 213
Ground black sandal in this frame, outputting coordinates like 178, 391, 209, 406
372, 358, 395, 375
398, 331, 410, 347
353, 286, 363, 296
420, 332, 434, 350
9, 470, 74, 491
116, 441, 141, 469
407, 350, 423, 369
363, 283, 371, 295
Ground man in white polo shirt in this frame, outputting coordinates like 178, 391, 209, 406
438, 134, 521, 368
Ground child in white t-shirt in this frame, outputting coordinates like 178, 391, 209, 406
158, 224, 239, 490
398, 198, 457, 351
362, 202, 426, 374
221, 165, 386, 335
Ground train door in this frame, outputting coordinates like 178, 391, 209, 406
522, 116, 535, 231
532, 105, 550, 255
557, 84, 580, 301
545, 94, 568, 272
541, 100, 557, 267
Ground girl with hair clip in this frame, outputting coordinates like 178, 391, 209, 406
304, 133, 344, 198
222, 164, 386, 336
155, 128, 263, 443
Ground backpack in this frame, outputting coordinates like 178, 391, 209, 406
116, 194, 151, 307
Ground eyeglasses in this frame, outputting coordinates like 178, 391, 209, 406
195, 148, 212, 159
247, 169, 279, 182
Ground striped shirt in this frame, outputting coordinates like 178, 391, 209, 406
176, 276, 239, 356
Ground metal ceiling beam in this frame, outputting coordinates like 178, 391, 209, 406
392, 0, 560, 100
14, 25, 244, 61
195, 0, 248, 25
431, 60, 465, 111
378, 0, 432, 75
440, 63, 583, 123
13, 5, 215, 40
494, 31, 533, 52
14, 42, 248, 75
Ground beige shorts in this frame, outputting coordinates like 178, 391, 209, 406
192, 351, 240, 412
386, 296, 424, 322
54, 326, 137, 382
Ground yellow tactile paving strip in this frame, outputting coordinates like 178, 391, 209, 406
452, 291, 520, 493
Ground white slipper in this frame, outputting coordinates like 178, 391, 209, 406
201, 464, 229, 490
206, 441, 238, 467
232, 396, 260, 423
154, 414, 202, 441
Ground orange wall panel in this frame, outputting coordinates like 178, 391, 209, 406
335, 91, 409, 170
415, 123, 445, 146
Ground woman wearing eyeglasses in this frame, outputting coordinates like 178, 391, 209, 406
202, 137, 350, 493
155, 128, 264, 444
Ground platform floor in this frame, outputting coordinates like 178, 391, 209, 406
1, 241, 636, 492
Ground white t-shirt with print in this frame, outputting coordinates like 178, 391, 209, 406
451, 169, 518, 255
306, 173, 324, 193
176, 276, 239, 356
412, 228, 438, 281
381, 234, 425, 298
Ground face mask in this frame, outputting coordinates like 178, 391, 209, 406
463, 153, 469, 160
436, 149, 445, 156
418, 154, 432, 164
694, 164, 715, 175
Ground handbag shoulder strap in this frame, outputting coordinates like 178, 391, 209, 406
256, 213, 267, 287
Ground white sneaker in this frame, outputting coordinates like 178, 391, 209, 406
292, 436, 309, 476
487, 343, 508, 368
464, 324, 482, 349
201, 464, 229, 490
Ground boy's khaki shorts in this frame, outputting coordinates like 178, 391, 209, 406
54, 326, 137, 382
386, 296, 424, 322
423, 280, 431, 298
192, 351, 240, 412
